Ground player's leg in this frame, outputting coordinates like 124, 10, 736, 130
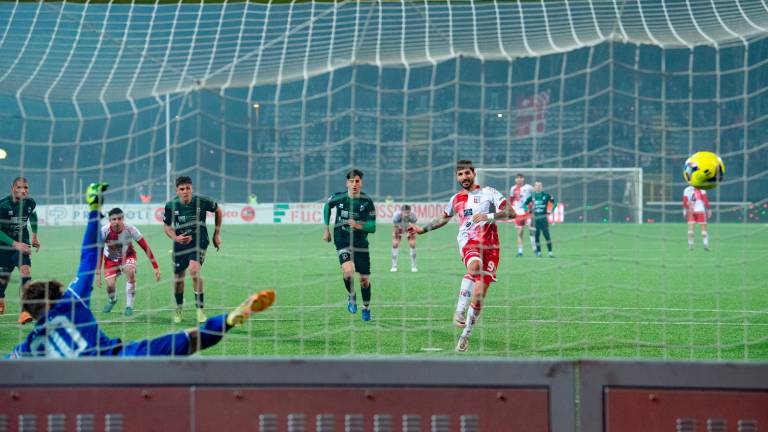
527, 217, 537, 253
356, 249, 372, 321
189, 254, 206, 323
172, 249, 190, 323
454, 274, 474, 327
700, 221, 710, 251
123, 259, 137, 316
14, 254, 34, 323
391, 230, 400, 272
118, 290, 276, 357
0, 272, 9, 315
534, 222, 543, 257
102, 272, 119, 313
338, 248, 357, 313
540, 221, 553, 257
408, 235, 417, 272
515, 223, 524, 256
456, 247, 498, 352
687, 221, 696, 251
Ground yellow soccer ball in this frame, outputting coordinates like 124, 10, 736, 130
683, 151, 724, 190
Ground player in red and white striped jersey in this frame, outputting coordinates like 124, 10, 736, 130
510, 173, 535, 257
683, 186, 712, 251
409, 160, 514, 352
96, 208, 161, 316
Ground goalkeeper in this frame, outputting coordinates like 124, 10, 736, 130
520, 181, 557, 258
7, 183, 275, 358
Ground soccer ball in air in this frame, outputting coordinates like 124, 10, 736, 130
683, 151, 724, 190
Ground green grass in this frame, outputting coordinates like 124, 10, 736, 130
1, 223, 767, 360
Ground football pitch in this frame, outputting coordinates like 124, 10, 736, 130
1, 223, 766, 360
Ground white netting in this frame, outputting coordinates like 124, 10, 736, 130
0, 1, 766, 359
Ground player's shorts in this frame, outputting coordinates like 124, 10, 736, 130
0, 249, 31, 276
687, 212, 707, 224
103, 253, 137, 279
460, 242, 500, 285
392, 226, 416, 241
534, 217, 550, 230
337, 246, 371, 276
173, 247, 206, 274
116, 331, 191, 357
514, 212, 531, 227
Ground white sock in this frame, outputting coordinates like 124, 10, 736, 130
108, 291, 117, 302
702, 232, 709, 248
125, 282, 136, 308
456, 277, 473, 314
529, 233, 537, 252
461, 304, 482, 338
391, 248, 399, 268
410, 248, 417, 268
517, 246, 523, 254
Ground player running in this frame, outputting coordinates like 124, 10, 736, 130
163, 176, 222, 324
520, 181, 557, 258
96, 207, 161, 316
390, 204, 418, 273
409, 160, 513, 352
6, 183, 275, 359
683, 185, 712, 251
510, 173, 535, 257
322, 169, 377, 321
0, 177, 40, 323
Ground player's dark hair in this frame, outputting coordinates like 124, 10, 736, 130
402, 204, 411, 211
11, 177, 28, 187
108, 207, 124, 217
175, 176, 193, 187
456, 160, 474, 173
346, 169, 364, 180
21, 280, 65, 321
515, 173, 525, 179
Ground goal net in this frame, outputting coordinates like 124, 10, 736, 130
0, 1, 766, 360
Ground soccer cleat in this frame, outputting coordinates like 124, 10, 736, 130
226, 289, 276, 326
347, 296, 358, 314
86, 183, 109, 211
516, 252, 523, 257
196, 308, 207, 323
102, 298, 117, 313
548, 252, 555, 258
124, 307, 133, 317
536, 251, 542, 257
361, 308, 371, 322
453, 311, 467, 328
0, 298, 5, 315
18, 310, 33, 325
173, 308, 183, 324
390, 267, 397, 272
455, 335, 469, 352
411, 267, 418, 273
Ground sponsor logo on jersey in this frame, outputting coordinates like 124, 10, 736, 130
463, 208, 473, 217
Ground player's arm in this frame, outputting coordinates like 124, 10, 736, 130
682, 193, 690, 217
548, 195, 558, 213
410, 212, 451, 235
95, 246, 103, 288
701, 191, 712, 218
71, 183, 108, 299
163, 204, 191, 244
137, 237, 161, 281
211, 199, 222, 250
0, 230, 30, 254
29, 205, 40, 251
322, 194, 336, 242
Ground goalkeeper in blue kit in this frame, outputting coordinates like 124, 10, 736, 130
7, 183, 275, 358
520, 181, 557, 258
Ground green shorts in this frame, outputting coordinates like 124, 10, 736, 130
173, 247, 206, 274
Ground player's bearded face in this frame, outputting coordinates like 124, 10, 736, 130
456, 168, 475, 191
515, 177, 524, 186
346, 176, 362, 197
176, 184, 193, 202
12, 182, 28, 200
535, 183, 543, 192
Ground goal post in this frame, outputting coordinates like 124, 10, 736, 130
476, 168, 644, 224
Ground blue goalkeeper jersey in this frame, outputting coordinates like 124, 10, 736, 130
7, 210, 122, 359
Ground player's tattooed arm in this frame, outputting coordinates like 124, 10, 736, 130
410, 214, 450, 235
